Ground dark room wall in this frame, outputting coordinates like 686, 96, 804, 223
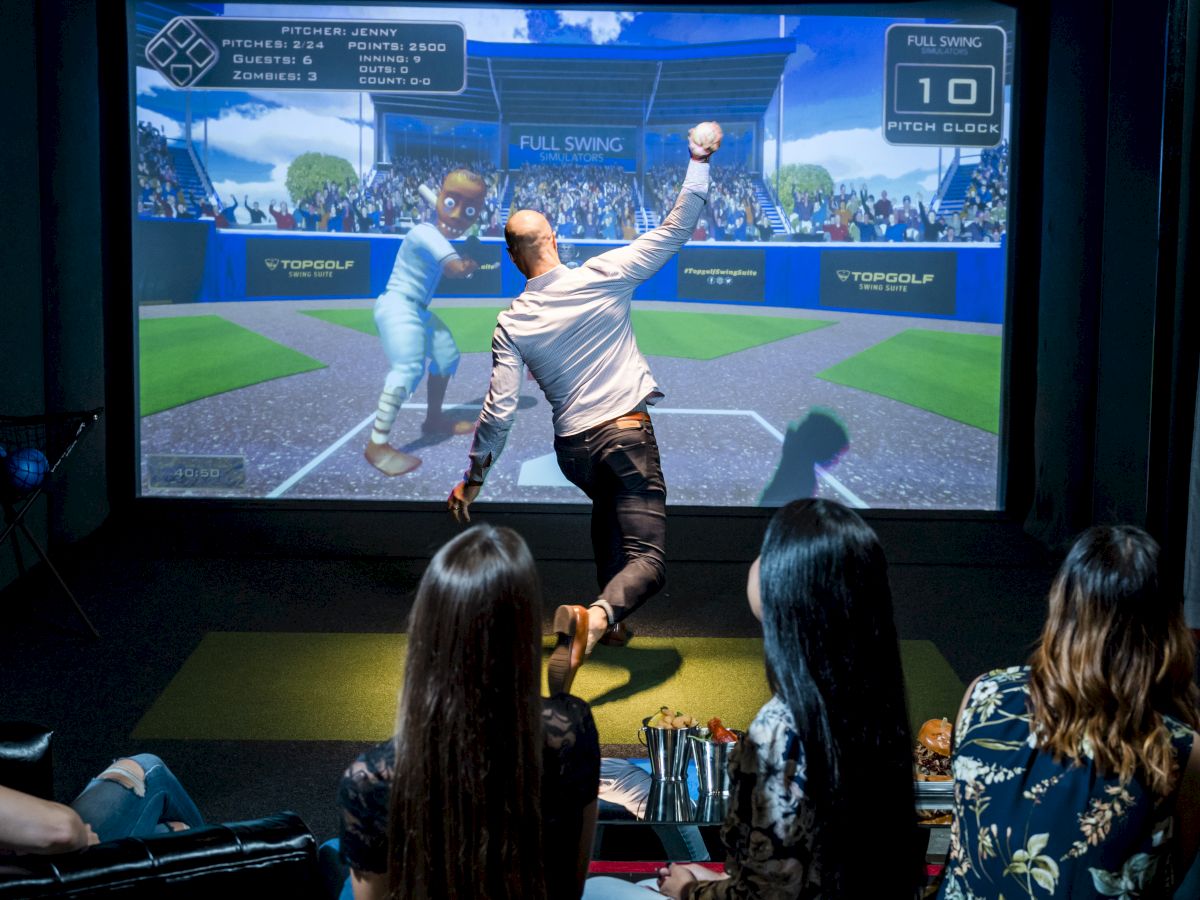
3, 0, 110, 593
1, 0, 47, 593
35, 0, 110, 546
1022, 0, 1193, 550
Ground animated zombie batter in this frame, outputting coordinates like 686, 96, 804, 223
364, 169, 487, 476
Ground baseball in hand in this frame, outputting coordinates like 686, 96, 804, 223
688, 121, 723, 159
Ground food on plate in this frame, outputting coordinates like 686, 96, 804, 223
695, 717, 739, 743
913, 717, 953, 781
646, 706, 698, 729
706, 717, 738, 743
914, 717, 953, 826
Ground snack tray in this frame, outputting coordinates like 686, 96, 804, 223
914, 778, 954, 810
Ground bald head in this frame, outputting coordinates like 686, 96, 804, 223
505, 209, 559, 279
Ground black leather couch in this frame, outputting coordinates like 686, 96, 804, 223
0, 723, 329, 899
0, 722, 54, 801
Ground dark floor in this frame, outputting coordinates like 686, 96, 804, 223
0, 517, 1056, 842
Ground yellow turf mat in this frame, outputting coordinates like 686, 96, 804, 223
133, 633, 964, 744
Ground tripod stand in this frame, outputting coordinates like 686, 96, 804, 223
1, 408, 103, 639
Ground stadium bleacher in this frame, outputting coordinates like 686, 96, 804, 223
754, 176, 789, 235
136, 122, 221, 221
136, 122, 197, 218
167, 143, 210, 216
929, 142, 1009, 242
139, 118, 1006, 245
776, 143, 1009, 244
936, 161, 982, 216
645, 163, 783, 241
509, 164, 637, 239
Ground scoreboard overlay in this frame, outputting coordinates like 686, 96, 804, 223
145, 17, 466, 93
883, 24, 1006, 147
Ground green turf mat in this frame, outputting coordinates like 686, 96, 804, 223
304, 307, 833, 361
816, 328, 1002, 433
133, 633, 962, 744
899, 640, 967, 727
139, 316, 325, 415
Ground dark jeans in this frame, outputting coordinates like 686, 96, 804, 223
554, 414, 666, 625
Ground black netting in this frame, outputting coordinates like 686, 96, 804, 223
0, 408, 102, 495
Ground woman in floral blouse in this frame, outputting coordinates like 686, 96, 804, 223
940, 525, 1200, 898
656, 499, 921, 898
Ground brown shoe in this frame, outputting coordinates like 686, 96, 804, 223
365, 442, 422, 476
598, 621, 633, 647
548, 604, 589, 696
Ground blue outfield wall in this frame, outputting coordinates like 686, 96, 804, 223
192, 225, 1006, 324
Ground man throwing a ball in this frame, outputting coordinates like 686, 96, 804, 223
447, 122, 722, 694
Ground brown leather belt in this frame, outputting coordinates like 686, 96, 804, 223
572, 410, 651, 439
612, 410, 651, 429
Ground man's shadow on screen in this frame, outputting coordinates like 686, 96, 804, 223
758, 408, 850, 506
542, 642, 683, 710
399, 394, 537, 453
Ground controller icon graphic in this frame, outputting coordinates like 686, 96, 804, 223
146, 18, 218, 88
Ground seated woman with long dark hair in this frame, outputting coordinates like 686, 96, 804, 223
650, 499, 920, 898
337, 524, 600, 900
939, 525, 1200, 897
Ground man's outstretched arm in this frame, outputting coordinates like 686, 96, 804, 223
448, 324, 523, 522
600, 122, 721, 285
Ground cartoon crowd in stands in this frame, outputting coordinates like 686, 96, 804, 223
509, 164, 639, 240
646, 163, 775, 242
135, 121, 190, 219
136, 121, 1008, 245
789, 143, 1009, 243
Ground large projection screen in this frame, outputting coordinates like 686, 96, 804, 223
132, 1, 1015, 509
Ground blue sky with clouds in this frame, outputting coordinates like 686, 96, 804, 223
136, 3, 1010, 204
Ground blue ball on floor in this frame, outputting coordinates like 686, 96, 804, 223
7, 448, 48, 492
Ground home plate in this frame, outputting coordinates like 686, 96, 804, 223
519, 452, 573, 488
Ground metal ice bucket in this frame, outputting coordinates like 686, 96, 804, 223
639, 719, 698, 780
689, 735, 735, 794
645, 779, 696, 823
693, 791, 731, 824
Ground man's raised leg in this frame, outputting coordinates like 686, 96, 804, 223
592, 425, 667, 626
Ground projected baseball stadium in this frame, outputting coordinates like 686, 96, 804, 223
132, 2, 1014, 509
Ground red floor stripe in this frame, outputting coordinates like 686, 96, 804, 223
588, 861, 725, 875
587, 861, 944, 878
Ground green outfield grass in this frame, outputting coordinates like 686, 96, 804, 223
817, 328, 1002, 433
631, 310, 834, 360
139, 316, 325, 416
305, 306, 834, 361
132, 632, 962, 745
302, 307, 502, 353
